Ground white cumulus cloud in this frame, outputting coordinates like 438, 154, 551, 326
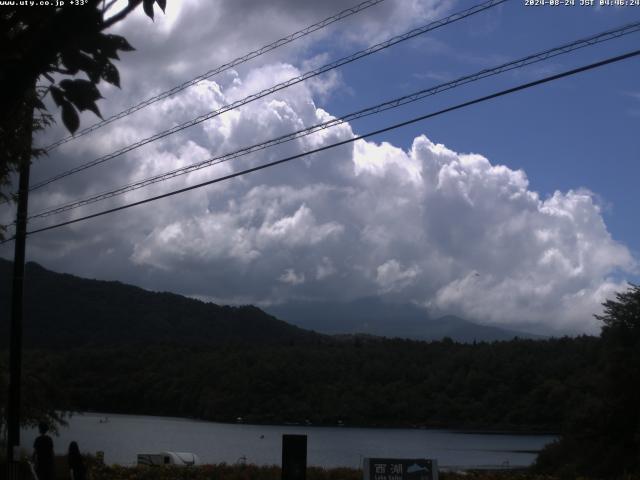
2, 1, 634, 336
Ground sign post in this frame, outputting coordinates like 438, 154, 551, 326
282, 434, 307, 480
363, 458, 438, 480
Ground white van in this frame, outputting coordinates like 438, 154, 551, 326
137, 451, 200, 466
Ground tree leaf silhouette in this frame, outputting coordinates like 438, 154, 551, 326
61, 102, 79, 134
143, 0, 155, 20
106, 34, 135, 52
59, 79, 103, 118
50, 86, 65, 107
101, 63, 121, 88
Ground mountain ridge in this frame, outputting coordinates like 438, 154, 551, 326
0, 259, 600, 433
1, 258, 541, 348
0, 258, 320, 349
266, 297, 544, 342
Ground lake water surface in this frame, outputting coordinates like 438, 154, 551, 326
21, 413, 555, 470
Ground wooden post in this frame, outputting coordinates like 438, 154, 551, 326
6, 158, 30, 464
5, 95, 34, 468
282, 434, 307, 480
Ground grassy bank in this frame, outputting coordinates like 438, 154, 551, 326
5, 461, 640, 480
77, 463, 640, 480
92, 464, 355, 480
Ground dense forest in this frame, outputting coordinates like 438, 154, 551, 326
3, 336, 599, 432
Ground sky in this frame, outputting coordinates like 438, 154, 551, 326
1, 0, 639, 335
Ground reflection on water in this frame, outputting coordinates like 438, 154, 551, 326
21, 413, 555, 469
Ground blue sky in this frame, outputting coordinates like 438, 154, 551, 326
318, 1, 640, 275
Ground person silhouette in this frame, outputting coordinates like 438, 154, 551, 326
68, 441, 87, 480
32, 422, 54, 480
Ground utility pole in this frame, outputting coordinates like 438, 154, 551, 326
5, 100, 33, 467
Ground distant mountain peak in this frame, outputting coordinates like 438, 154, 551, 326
266, 297, 543, 342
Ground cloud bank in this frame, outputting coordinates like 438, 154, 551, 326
0, 1, 634, 336
6, 59, 632, 335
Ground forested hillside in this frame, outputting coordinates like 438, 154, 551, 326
0, 259, 319, 348
0, 259, 603, 432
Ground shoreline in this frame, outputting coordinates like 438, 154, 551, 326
66, 410, 558, 436
21, 413, 551, 471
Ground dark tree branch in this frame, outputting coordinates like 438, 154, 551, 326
102, 0, 120, 14
50, 67, 72, 75
102, 0, 143, 29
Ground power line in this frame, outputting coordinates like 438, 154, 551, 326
28, 0, 507, 192
25, 20, 640, 221
43, 0, 388, 152
10, 48, 637, 241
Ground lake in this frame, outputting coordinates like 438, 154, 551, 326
21, 413, 555, 470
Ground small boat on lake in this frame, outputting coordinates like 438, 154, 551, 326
137, 451, 200, 466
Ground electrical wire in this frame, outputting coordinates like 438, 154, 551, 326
43, 0, 388, 151
5, 48, 635, 242
28, 0, 507, 192
25, 20, 640, 221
